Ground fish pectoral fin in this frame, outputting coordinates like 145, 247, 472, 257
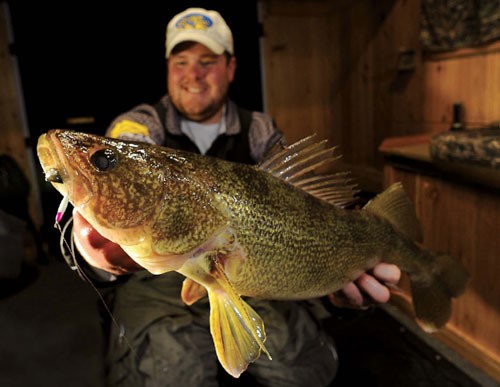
208, 258, 271, 378
181, 278, 208, 305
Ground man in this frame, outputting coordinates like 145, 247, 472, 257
72, 8, 401, 386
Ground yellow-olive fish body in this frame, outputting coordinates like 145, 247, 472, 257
37, 129, 468, 378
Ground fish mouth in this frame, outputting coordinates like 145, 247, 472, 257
37, 130, 92, 206
37, 132, 67, 189
44, 167, 63, 183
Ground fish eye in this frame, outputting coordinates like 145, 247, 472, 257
90, 149, 117, 172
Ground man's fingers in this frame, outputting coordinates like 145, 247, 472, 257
329, 282, 366, 309
355, 273, 391, 304
371, 263, 401, 285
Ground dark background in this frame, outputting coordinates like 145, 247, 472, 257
7, 1, 263, 138
7, 1, 262, 233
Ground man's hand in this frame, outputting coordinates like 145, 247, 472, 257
328, 263, 401, 309
72, 210, 143, 276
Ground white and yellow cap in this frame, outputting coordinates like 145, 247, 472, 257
166, 8, 234, 58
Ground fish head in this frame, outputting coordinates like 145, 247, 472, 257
37, 129, 169, 246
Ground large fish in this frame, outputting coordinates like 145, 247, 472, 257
37, 129, 468, 378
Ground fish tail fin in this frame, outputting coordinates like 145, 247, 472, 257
365, 182, 469, 331
410, 252, 469, 332
363, 182, 422, 242
208, 259, 271, 378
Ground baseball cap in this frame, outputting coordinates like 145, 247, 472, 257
166, 8, 234, 58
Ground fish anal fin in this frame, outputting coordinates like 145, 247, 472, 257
181, 278, 208, 305
363, 182, 423, 242
208, 258, 271, 378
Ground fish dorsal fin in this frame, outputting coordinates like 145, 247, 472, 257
363, 182, 423, 242
258, 134, 358, 207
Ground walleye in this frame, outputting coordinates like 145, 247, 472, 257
37, 129, 469, 378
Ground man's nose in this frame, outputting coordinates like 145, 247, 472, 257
185, 63, 205, 79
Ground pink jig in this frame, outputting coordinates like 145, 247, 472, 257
55, 193, 70, 226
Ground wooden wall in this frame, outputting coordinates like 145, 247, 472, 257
423, 42, 500, 132
384, 164, 500, 380
260, 0, 423, 191
0, 3, 40, 226
260, 0, 500, 190
0, 4, 25, 171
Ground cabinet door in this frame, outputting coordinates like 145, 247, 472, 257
384, 164, 500, 380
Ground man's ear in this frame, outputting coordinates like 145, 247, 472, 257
227, 56, 237, 82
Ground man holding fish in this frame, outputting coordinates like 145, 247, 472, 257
71, 8, 401, 386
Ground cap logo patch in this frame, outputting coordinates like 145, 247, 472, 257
175, 13, 213, 31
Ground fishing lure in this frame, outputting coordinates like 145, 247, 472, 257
55, 192, 70, 226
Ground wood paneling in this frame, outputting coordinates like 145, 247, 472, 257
0, 4, 40, 226
261, 0, 423, 185
384, 164, 500, 381
0, 5, 25, 164
261, 0, 500, 187
422, 42, 500, 133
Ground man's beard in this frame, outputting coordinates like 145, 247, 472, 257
174, 94, 227, 123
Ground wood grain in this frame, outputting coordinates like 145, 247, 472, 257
423, 42, 500, 132
0, 5, 41, 226
261, 0, 500, 188
261, 0, 424, 184
384, 164, 500, 382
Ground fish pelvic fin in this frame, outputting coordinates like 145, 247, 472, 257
181, 278, 208, 305
411, 252, 469, 332
363, 182, 423, 242
257, 134, 359, 208
208, 258, 271, 378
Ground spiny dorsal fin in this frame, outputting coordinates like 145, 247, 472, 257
258, 134, 358, 207
363, 182, 422, 242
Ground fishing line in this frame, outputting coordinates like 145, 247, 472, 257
54, 197, 135, 353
